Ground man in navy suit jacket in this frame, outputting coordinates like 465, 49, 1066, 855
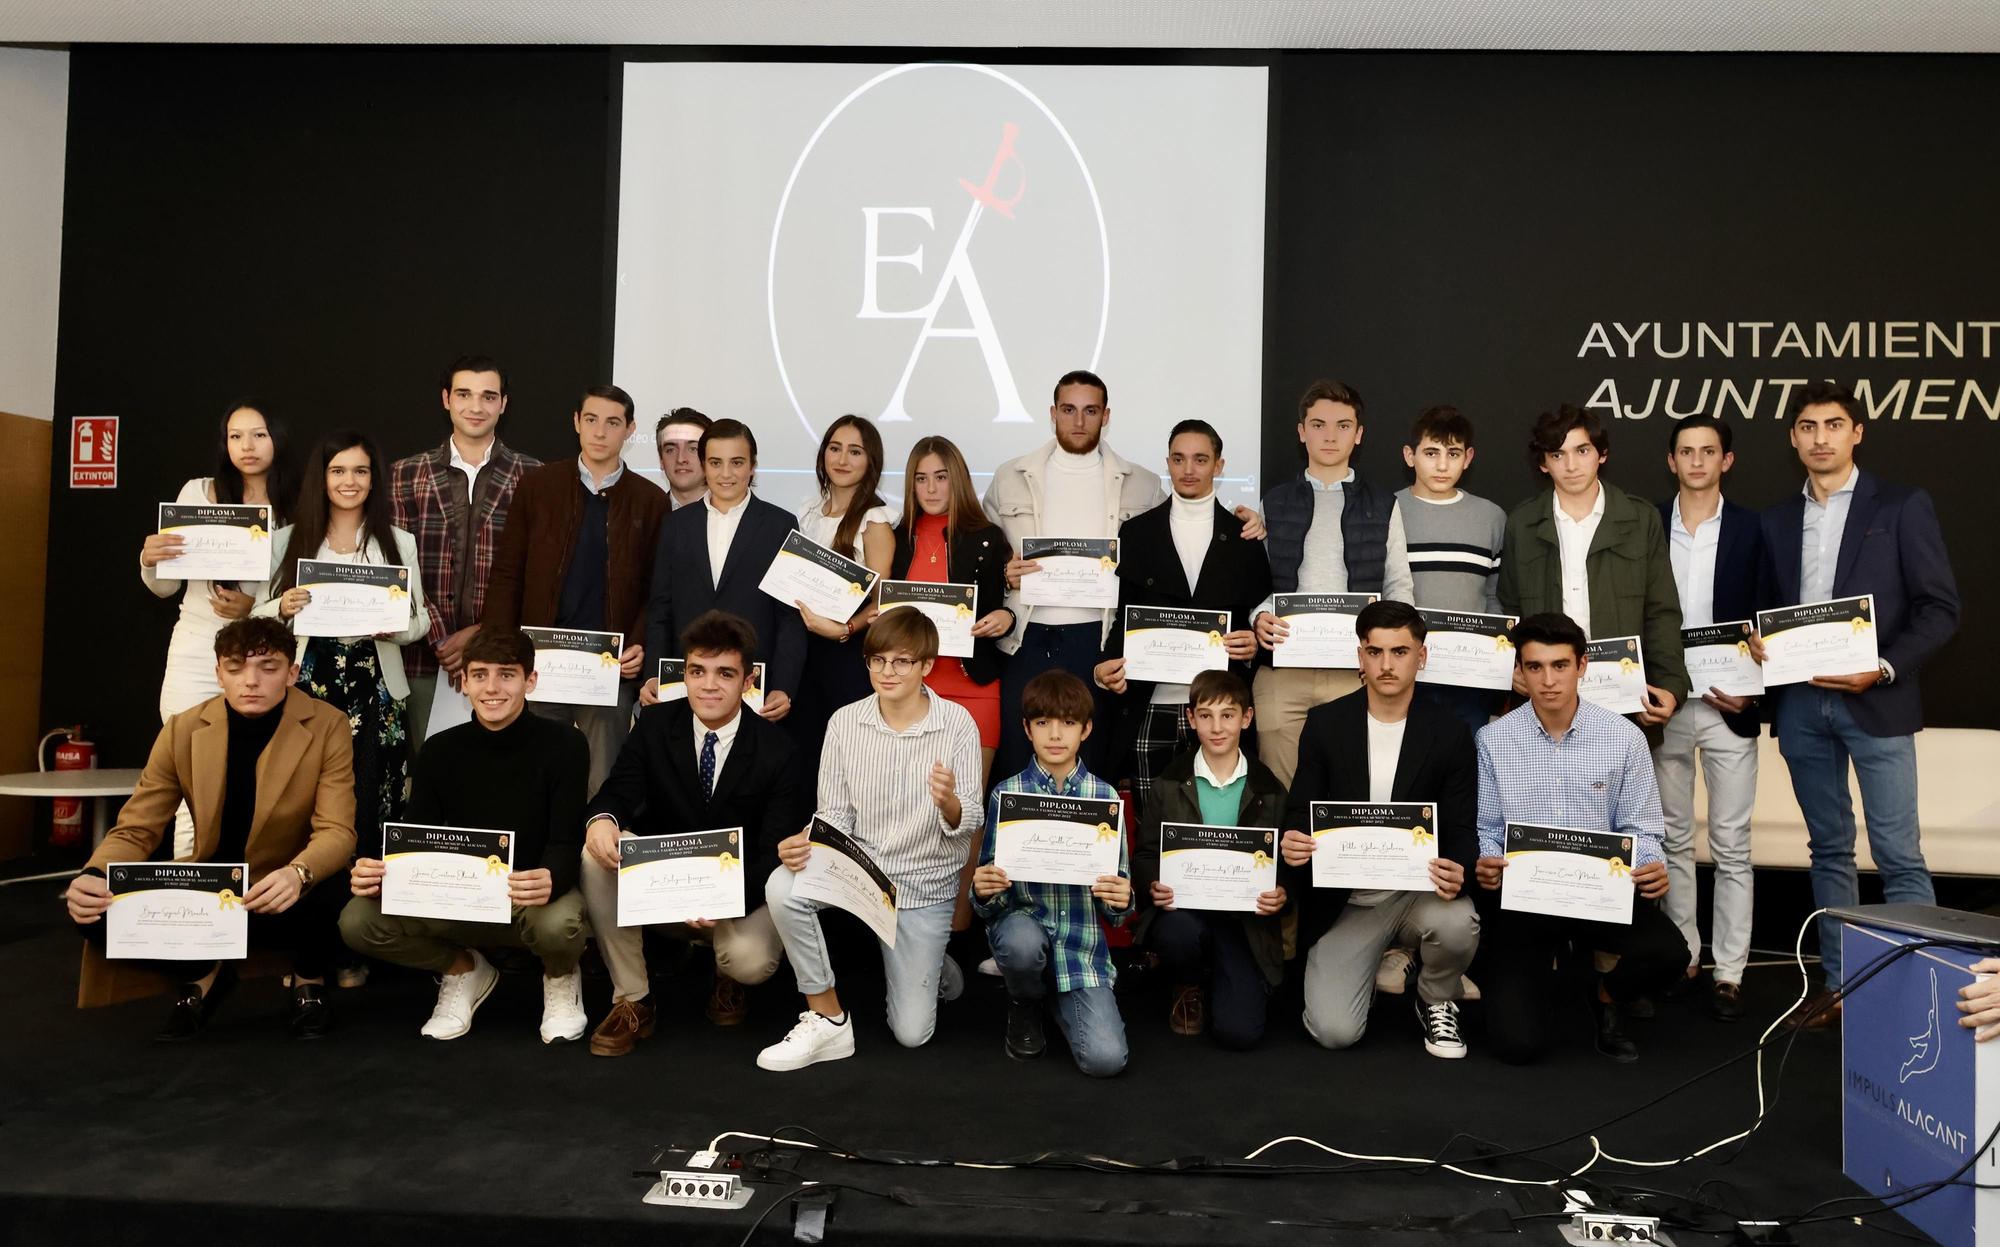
639, 419, 807, 718
1755, 383, 1959, 1021
1653, 416, 1765, 1022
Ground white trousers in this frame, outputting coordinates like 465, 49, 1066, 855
1651, 698, 1758, 984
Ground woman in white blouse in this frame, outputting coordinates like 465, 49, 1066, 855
257, 430, 429, 890
789, 415, 896, 772
139, 401, 294, 721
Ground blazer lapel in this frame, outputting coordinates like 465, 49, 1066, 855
705, 717, 754, 809
1389, 705, 1434, 800
187, 699, 229, 859
714, 502, 766, 596
1832, 472, 1878, 596
248, 691, 313, 850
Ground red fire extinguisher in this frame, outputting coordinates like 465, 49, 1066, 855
41, 726, 95, 848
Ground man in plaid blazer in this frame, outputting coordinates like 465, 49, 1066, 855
390, 354, 541, 748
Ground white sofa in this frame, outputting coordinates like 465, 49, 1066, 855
1692, 728, 2000, 876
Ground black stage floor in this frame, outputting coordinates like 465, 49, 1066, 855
0, 880, 1938, 1246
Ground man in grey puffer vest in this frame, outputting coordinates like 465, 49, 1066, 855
1250, 379, 1414, 787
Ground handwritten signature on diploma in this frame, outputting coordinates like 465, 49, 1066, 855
136, 902, 210, 923
1178, 860, 1256, 881
410, 863, 479, 886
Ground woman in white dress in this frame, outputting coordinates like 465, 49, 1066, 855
788, 415, 896, 775
138, 401, 294, 720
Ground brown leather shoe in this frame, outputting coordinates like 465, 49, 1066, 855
1169, 985, 1206, 1036
1781, 988, 1842, 1032
707, 976, 748, 1027
589, 997, 656, 1056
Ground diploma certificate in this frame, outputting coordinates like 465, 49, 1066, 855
616, 829, 748, 926
658, 659, 766, 714
1683, 621, 1764, 698
105, 862, 250, 960
992, 792, 1123, 886
381, 823, 515, 924
758, 530, 878, 622
1757, 595, 1879, 687
1500, 823, 1636, 924
1579, 636, 1648, 714
1123, 605, 1231, 685
154, 503, 272, 582
1157, 822, 1278, 912
291, 560, 414, 638
1309, 801, 1437, 891
523, 627, 623, 707
792, 816, 900, 947
878, 580, 977, 659
1018, 537, 1119, 608
1414, 609, 1520, 692
1271, 593, 1376, 669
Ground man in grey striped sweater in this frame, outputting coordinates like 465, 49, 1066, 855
1398, 405, 1507, 735
758, 608, 987, 1071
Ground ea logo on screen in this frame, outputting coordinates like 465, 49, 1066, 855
767, 63, 1109, 440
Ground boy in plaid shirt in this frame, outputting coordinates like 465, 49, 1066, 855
972, 670, 1132, 1077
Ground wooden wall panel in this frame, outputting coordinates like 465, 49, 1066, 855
0, 411, 51, 860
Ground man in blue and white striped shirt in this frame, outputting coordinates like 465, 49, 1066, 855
1473, 613, 1690, 1065
758, 608, 986, 1072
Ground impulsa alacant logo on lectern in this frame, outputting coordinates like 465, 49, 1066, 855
766, 63, 1110, 442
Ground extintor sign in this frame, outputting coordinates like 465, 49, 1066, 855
70, 417, 119, 489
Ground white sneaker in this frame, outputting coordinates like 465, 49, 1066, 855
421, 949, 498, 1040
1417, 998, 1467, 1059
1458, 974, 1481, 1002
540, 969, 588, 1044
1375, 946, 1414, 995
756, 1010, 856, 1072
939, 955, 965, 1002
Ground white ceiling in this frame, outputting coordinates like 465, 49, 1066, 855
1, 0, 1998, 53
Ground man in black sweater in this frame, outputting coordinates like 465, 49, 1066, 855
580, 611, 809, 1056
340, 628, 591, 1043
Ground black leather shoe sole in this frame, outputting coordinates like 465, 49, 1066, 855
1005, 1001, 1046, 1061
1709, 984, 1744, 1023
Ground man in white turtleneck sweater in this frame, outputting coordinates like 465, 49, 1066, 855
982, 370, 1167, 779
1093, 421, 1270, 814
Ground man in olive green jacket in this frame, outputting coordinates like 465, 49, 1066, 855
1497, 406, 1688, 732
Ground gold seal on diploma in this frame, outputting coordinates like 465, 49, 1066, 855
1411, 825, 1434, 846
1851, 616, 1872, 633
1098, 555, 1116, 570
1095, 822, 1116, 843
1619, 657, 1639, 675
954, 602, 973, 618
847, 580, 865, 595
216, 888, 241, 910
247, 525, 267, 540
387, 583, 409, 600
598, 651, 619, 667
717, 851, 739, 872
1207, 631, 1223, 646
1495, 634, 1513, 652
1737, 640, 1751, 656
1252, 850, 1273, 869
1606, 856, 1630, 878
484, 855, 506, 875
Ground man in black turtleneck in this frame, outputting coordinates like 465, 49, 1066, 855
340, 628, 591, 1044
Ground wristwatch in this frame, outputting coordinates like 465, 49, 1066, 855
1878, 660, 1895, 686
290, 862, 314, 888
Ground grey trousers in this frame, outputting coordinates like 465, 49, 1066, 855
1301, 892, 1479, 1050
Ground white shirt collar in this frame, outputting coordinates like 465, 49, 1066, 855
1670, 492, 1724, 530
578, 455, 625, 493
693, 706, 742, 745
1305, 467, 1356, 493
449, 439, 491, 473
1554, 482, 1606, 525
1802, 466, 1859, 503
706, 490, 753, 518
1192, 748, 1249, 788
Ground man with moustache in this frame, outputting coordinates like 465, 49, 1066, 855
391, 354, 541, 747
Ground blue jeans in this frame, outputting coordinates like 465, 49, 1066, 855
987, 910, 1128, 1077
765, 865, 957, 1048
1775, 687, 1932, 988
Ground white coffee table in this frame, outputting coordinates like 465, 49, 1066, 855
0, 769, 147, 848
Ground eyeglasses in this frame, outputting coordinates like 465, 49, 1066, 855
864, 655, 920, 674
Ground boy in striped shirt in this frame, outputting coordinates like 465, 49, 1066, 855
972, 671, 1133, 1076
1398, 405, 1507, 736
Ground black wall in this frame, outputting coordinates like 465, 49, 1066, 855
44, 47, 1996, 768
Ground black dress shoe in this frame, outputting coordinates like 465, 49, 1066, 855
1594, 999, 1639, 1062
154, 965, 236, 1043
1709, 980, 1744, 1023
1662, 969, 1704, 1001
1624, 993, 1657, 1020
290, 983, 333, 1039
1005, 997, 1046, 1061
